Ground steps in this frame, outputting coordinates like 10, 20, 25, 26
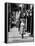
8, 27, 21, 37
8, 27, 33, 43
8, 27, 31, 38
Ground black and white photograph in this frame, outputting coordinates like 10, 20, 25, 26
5, 3, 34, 43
